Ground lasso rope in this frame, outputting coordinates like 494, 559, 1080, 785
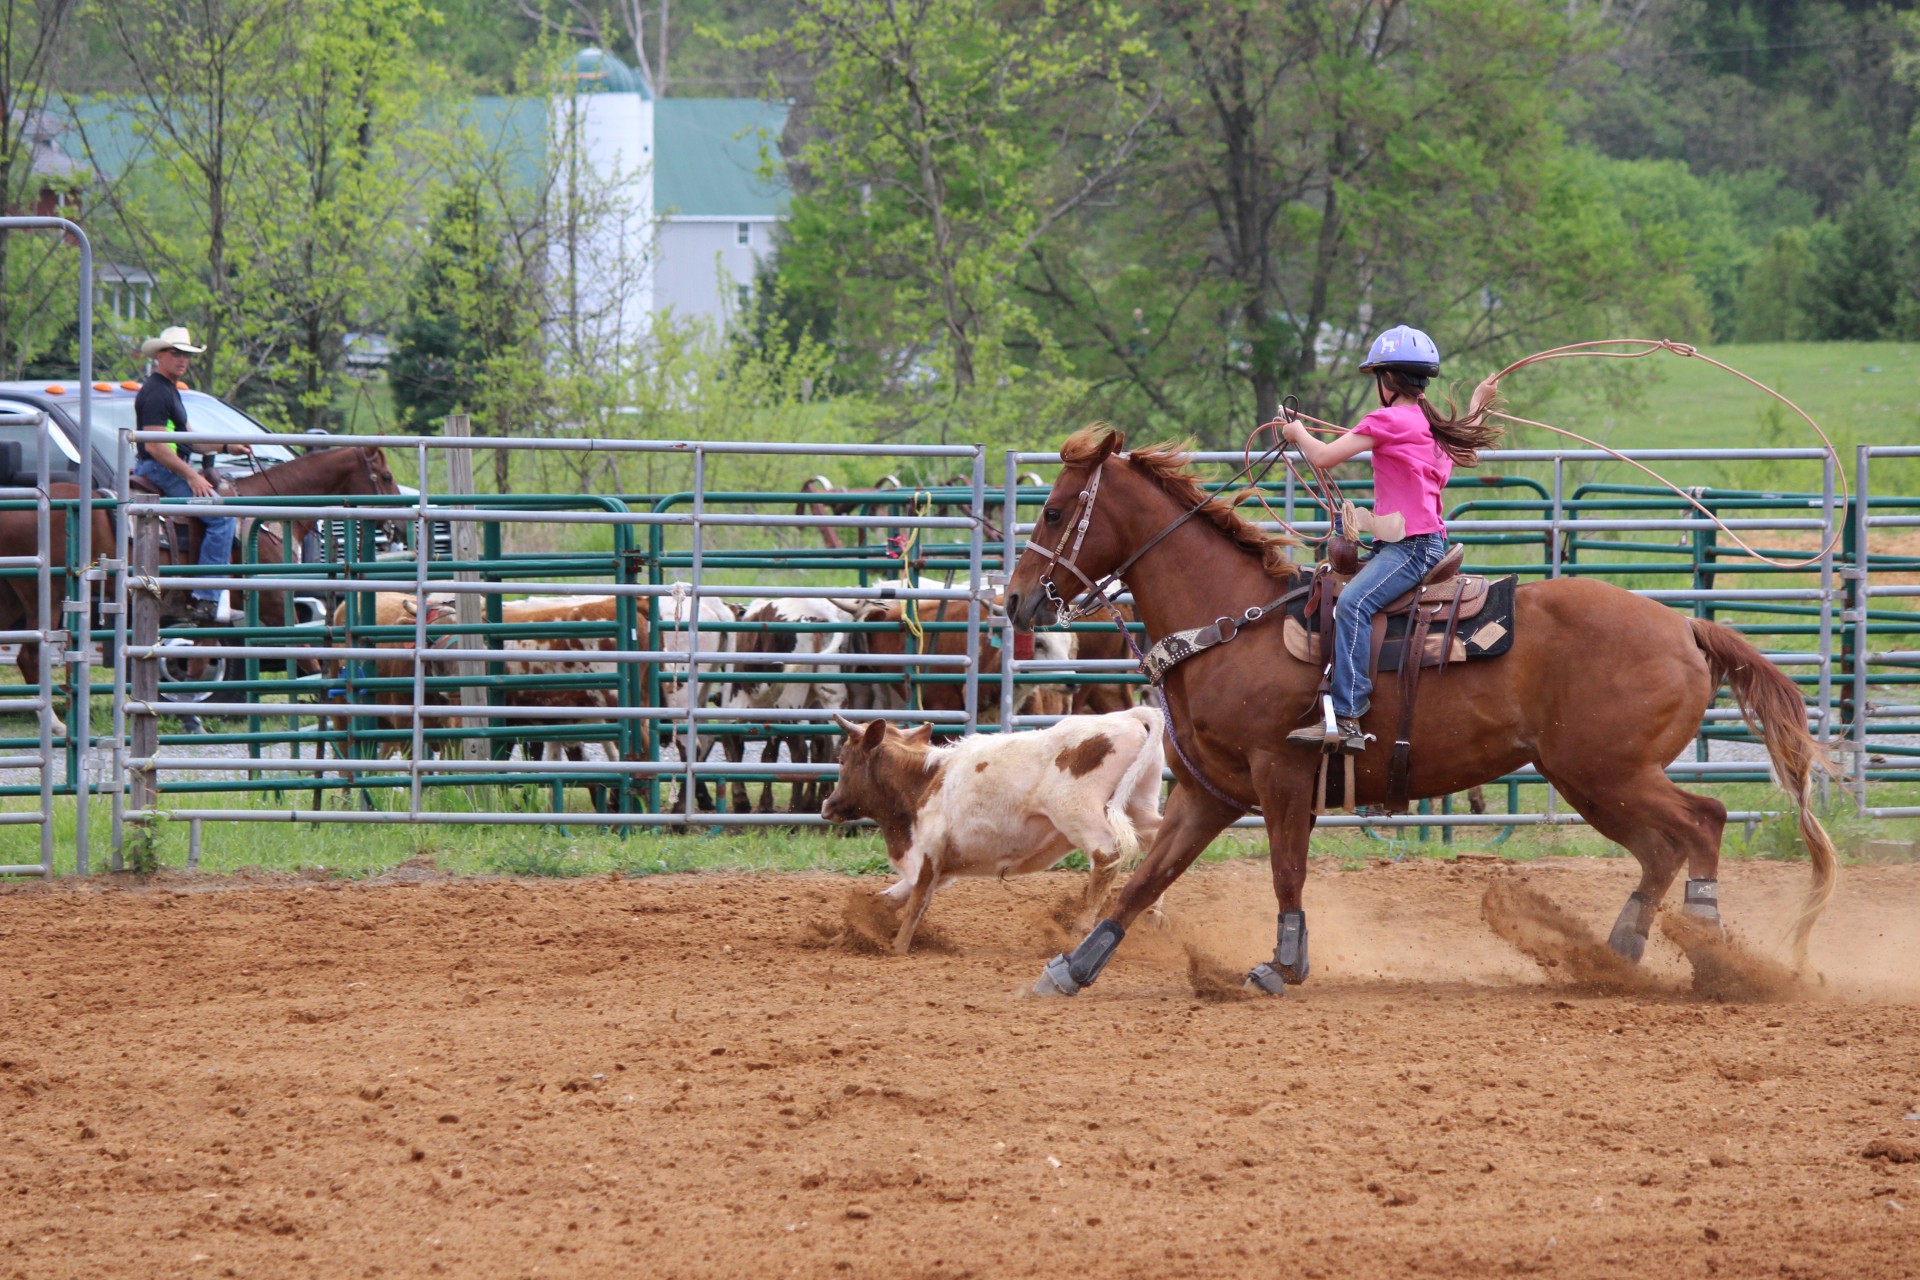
1242, 338, 1845, 569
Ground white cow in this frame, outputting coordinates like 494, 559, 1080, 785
821, 707, 1166, 952
724, 596, 854, 812
657, 582, 738, 810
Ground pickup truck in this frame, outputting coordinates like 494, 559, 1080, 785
0, 380, 420, 702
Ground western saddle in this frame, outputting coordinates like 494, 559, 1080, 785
128, 464, 239, 564
1288, 538, 1511, 814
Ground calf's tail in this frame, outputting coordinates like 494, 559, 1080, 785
1104, 707, 1167, 861
1690, 617, 1838, 967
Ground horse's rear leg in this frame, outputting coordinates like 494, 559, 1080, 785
1543, 766, 1727, 962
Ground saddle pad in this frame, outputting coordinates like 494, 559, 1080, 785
1284, 574, 1518, 672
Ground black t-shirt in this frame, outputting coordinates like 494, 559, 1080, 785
133, 372, 190, 461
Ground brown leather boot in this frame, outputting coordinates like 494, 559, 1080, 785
1286, 720, 1332, 749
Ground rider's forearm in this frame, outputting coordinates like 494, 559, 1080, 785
1295, 436, 1337, 469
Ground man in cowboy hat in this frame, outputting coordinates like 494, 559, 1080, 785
133, 325, 248, 626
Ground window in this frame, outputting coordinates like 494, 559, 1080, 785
736, 284, 752, 313
736, 222, 751, 246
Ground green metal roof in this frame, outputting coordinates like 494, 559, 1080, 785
54, 92, 787, 220
453, 97, 552, 193
655, 99, 789, 219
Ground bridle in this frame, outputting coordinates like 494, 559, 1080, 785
1022, 431, 1293, 624
1023, 456, 1111, 620
1017, 431, 1301, 817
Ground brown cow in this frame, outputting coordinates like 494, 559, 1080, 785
1065, 602, 1142, 716
847, 599, 1073, 721
324, 593, 456, 758
326, 594, 631, 784
496, 595, 627, 771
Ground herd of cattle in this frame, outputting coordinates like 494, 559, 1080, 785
321, 580, 1142, 816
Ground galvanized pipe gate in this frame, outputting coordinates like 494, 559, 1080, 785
5, 417, 1917, 871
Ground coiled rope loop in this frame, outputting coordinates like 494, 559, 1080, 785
1243, 337, 1845, 569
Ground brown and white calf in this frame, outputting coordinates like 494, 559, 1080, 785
821, 707, 1165, 953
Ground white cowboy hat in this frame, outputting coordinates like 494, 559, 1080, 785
139, 325, 205, 357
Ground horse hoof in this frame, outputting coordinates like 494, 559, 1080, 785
1032, 954, 1081, 997
1682, 878, 1722, 933
1606, 920, 1648, 964
1245, 963, 1288, 996
1681, 903, 1726, 940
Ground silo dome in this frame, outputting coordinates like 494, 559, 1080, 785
567, 47, 647, 97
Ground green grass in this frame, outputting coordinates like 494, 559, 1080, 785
1520, 340, 1920, 466
4, 776, 1913, 884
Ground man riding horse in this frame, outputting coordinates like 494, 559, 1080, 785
130, 325, 246, 625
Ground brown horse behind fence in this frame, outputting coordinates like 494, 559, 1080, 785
0, 446, 402, 696
1005, 426, 1837, 997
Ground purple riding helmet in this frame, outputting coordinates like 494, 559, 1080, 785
1358, 324, 1441, 377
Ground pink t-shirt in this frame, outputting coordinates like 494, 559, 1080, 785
1348, 402, 1451, 536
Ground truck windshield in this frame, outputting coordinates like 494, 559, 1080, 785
88, 396, 297, 465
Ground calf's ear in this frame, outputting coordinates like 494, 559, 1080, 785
905, 724, 934, 745
862, 718, 888, 750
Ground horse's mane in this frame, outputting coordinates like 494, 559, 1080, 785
1060, 425, 1299, 578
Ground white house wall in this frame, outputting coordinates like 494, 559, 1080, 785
656, 218, 775, 325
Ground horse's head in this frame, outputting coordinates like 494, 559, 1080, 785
341, 446, 405, 546
1005, 425, 1136, 631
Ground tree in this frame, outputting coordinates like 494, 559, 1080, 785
1022, 0, 1701, 435
76, 0, 443, 426
759, 0, 1155, 420
390, 180, 540, 432
1732, 226, 1814, 342
0, 0, 82, 377
1803, 180, 1906, 341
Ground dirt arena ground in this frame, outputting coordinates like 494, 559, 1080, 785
3, 855, 1918, 1279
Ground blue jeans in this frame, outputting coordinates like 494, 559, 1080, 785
134, 457, 231, 602
1330, 533, 1449, 718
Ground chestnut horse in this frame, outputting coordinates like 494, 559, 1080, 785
1005, 426, 1836, 997
0, 445, 402, 697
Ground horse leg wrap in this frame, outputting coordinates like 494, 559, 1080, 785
1683, 878, 1724, 931
1606, 893, 1656, 965
1033, 919, 1126, 998
1246, 909, 1309, 994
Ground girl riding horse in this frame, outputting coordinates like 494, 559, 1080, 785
1281, 325, 1502, 753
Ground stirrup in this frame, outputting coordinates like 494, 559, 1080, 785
1287, 693, 1341, 751
1285, 721, 1333, 749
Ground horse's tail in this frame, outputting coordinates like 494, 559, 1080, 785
1690, 617, 1838, 966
